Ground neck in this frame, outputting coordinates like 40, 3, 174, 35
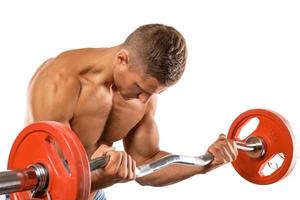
91, 45, 123, 86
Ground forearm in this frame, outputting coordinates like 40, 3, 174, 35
90, 170, 118, 191
88, 171, 118, 200
136, 151, 208, 187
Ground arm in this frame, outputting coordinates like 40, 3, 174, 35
123, 96, 207, 187
26, 59, 82, 167
25, 47, 105, 126
26, 48, 104, 125
26, 61, 81, 126
27, 56, 102, 199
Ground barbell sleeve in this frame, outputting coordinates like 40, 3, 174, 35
0, 167, 39, 195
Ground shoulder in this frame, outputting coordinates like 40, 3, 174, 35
55, 48, 104, 63
29, 65, 81, 98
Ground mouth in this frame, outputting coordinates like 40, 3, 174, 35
122, 95, 136, 101
119, 91, 136, 101
124, 97, 134, 101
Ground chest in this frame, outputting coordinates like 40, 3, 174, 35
72, 84, 146, 145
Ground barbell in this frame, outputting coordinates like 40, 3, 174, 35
0, 109, 297, 199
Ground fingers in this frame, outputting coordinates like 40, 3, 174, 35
218, 133, 226, 139
226, 140, 238, 161
218, 134, 238, 161
127, 154, 136, 180
132, 156, 137, 179
116, 152, 128, 180
221, 146, 233, 162
208, 146, 229, 163
91, 144, 115, 159
207, 134, 239, 167
105, 151, 123, 175
118, 153, 136, 180
104, 150, 136, 182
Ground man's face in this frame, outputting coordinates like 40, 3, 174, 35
113, 53, 166, 103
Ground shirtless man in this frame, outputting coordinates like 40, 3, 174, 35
25, 24, 238, 200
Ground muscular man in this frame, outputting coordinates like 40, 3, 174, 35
25, 24, 238, 200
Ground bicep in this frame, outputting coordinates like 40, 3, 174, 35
27, 75, 81, 126
123, 114, 160, 165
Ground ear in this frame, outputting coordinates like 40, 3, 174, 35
116, 49, 129, 65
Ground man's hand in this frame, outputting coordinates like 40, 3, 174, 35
204, 134, 238, 172
90, 144, 136, 191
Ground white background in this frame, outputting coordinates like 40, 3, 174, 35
0, 0, 299, 199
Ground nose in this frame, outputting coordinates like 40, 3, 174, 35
138, 93, 151, 104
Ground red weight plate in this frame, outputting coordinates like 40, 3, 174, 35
7, 121, 91, 199
227, 109, 296, 184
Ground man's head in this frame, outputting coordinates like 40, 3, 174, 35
113, 24, 187, 103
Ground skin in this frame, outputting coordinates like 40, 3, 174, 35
26, 45, 238, 199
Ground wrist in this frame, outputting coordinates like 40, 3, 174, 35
90, 171, 102, 192
91, 170, 117, 190
195, 164, 212, 174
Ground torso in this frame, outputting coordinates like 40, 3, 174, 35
27, 49, 149, 158
70, 80, 147, 157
